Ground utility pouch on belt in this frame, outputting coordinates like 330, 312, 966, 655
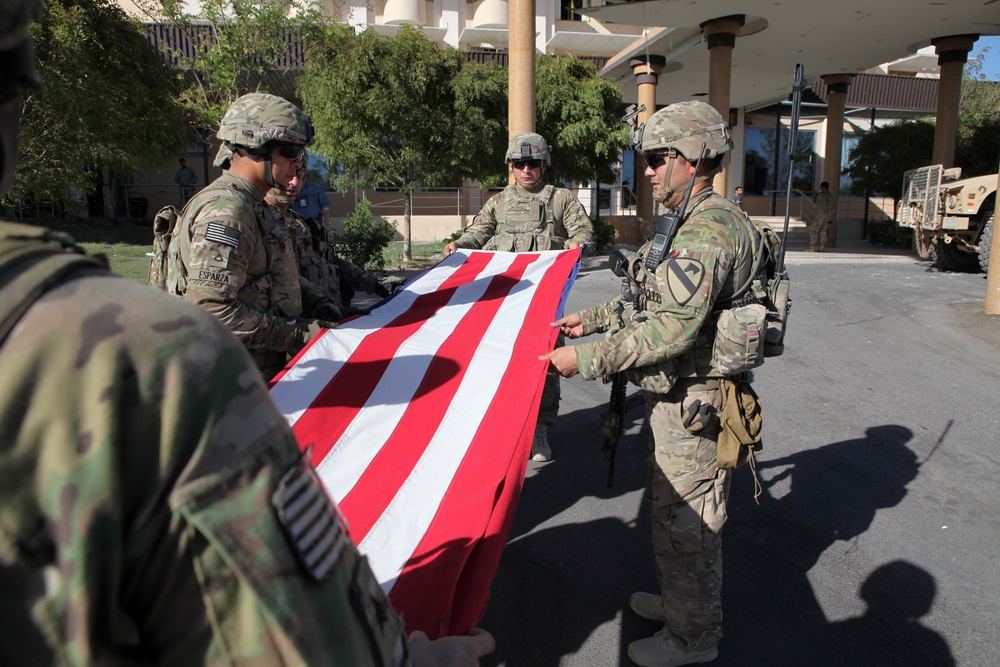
711, 303, 766, 376
718, 376, 763, 499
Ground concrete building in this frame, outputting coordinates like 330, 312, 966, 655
118, 1, 997, 249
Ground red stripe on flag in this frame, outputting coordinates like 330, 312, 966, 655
384, 250, 581, 637
337, 254, 535, 540
292, 252, 495, 466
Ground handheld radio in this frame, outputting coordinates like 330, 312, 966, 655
644, 143, 707, 272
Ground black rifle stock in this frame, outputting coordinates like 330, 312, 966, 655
600, 371, 628, 488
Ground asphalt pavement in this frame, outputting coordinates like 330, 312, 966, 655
477, 242, 1000, 666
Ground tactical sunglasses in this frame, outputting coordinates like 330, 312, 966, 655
273, 144, 308, 161
511, 159, 542, 170
643, 152, 671, 170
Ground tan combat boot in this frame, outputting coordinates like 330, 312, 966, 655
628, 629, 719, 667
629, 592, 667, 622
530, 427, 551, 462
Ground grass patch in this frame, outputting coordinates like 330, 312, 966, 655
24, 218, 447, 283
29, 218, 154, 283
381, 240, 447, 271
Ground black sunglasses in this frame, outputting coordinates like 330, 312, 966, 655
273, 144, 307, 161
511, 159, 542, 170
643, 152, 670, 170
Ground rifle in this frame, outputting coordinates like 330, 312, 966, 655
776, 63, 804, 273
600, 372, 645, 488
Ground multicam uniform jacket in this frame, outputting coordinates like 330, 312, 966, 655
284, 210, 382, 306
452, 184, 593, 252
573, 189, 754, 392
0, 223, 408, 666
166, 171, 325, 372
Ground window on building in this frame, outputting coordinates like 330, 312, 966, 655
743, 127, 816, 195
840, 133, 863, 194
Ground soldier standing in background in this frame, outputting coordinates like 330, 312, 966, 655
174, 157, 197, 204
267, 166, 404, 308
0, 4, 494, 664
444, 132, 593, 462
166, 93, 345, 380
542, 101, 759, 667
809, 181, 835, 252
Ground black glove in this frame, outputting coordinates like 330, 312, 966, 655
312, 301, 343, 322
304, 319, 339, 342
381, 276, 406, 294
681, 398, 715, 434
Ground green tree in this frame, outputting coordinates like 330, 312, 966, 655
536, 55, 629, 186
956, 45, 1000, 177
301, 25, 483, 262
842, 120, 935, 200
141, 0, 324, 130
10, 0, 188, 209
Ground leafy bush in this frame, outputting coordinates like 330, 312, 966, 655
591, 218, 617, 253
866, 218, 909, 248
333, 199, 397, 271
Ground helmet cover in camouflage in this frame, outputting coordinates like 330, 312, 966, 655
218, 93, 314, 150
506, 132, 551, 166
637, 101, 732, 161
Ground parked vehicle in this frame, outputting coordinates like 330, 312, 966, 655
897, 164, 996, 273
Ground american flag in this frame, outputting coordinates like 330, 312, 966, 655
269, 248, 582, 638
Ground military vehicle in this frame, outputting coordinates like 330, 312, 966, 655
897, 164, 996, 273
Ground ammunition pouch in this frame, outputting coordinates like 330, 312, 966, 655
710, 303, 766, 376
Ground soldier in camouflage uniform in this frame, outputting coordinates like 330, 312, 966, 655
166, 93, 345, 380
542, 102, 758, 667
0, 6, 494, 665
266, 167, 404, 307
445, 133, 593, 462
809, 181, 835, 252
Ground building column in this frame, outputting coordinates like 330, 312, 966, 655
931, 34, 978, 169
701, 15, 744, 196
508, 0, 536, 184
631, 55, 665, 244
821, 73, 854, 248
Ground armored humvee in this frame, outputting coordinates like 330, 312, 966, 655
897, 164, 996, 273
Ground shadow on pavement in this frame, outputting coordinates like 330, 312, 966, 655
483, 420, 954, 666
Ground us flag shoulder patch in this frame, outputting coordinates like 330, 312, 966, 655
204, 222, 241, 249
273, 454, 348, 583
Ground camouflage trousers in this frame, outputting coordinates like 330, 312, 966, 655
537, 334, 564, 426
646, 384, 730, 650
809, 213, 832, 250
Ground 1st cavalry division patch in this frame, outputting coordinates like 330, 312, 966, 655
666, 258, 705, 305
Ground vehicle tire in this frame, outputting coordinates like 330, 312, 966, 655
933, 239, 981, 272
979, 214, 993, 275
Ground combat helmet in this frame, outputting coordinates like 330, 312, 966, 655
506, 132, 551, 167
218, 92, 313, 189
637, 100, 732, 161
218, 93, 314, 150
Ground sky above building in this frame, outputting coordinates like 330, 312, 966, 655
974, 36, 1000, 80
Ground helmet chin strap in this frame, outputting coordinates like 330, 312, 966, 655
263, 154, 278, 190
652, 152, 716, 206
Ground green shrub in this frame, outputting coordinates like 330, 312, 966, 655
591, 218, 617, 253
866, 217, 908, 248
333, 200, 397, 272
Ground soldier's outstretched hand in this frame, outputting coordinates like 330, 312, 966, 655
551, 313, 584, 338
540, 347, 579, 378
444, 241, 459, 256
408, 628, 495, 666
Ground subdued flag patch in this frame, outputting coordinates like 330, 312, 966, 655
204, 222, 241, 249
269, 248, 581, 639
